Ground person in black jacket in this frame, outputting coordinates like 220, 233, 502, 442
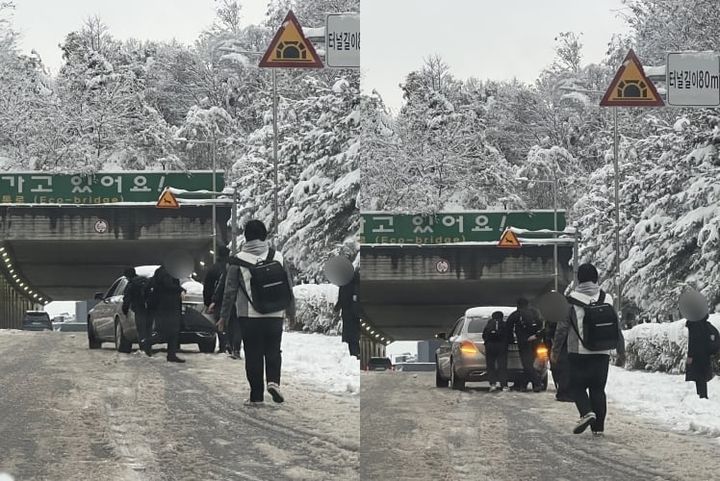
121, 267, 153, 356
686, 315, 715, 399
148, 264, 186, 363
546, 321, 572, 401
482, 311, 510, 392
204, 246, 231, 354
507, 297, 544, 392
335, 267, 360, 358
209, 256, 242, 359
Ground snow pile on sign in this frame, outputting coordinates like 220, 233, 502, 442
282, 331, 359, 395
291, 284, 340, 334
623, 314, 720, 374
607, 367, 720, 438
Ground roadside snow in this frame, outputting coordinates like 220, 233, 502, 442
0, 473, 15, 481
282, 332, 359, 395
607, 366, 720, 439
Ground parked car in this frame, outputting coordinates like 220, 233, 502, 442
87, 266, 217, 353
367, 357, 393, 371
435, 306, 549, 390
22, 310, 53, 331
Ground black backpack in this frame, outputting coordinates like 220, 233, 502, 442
709, 323, 720, 355
238, 249, 292, 314
568, 291, 620, 351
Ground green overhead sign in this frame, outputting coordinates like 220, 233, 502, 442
0, 172, 224, 205
360, 211, 567, 244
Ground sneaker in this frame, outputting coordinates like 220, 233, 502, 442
501, 386, 510, 392
267, 382, 285, 403
592, 430, 605, 437
555, 395, 574, 403
243, 399, 264, 407
488, 384, 497, 392
167, 355, 186, 363
532, 385, 542, 393
573, 412, 597, 434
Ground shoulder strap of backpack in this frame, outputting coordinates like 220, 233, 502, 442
266, 248, 275, 262
597, 290, 606, 305
567, 304, 591, 350
234, 264, 260, 312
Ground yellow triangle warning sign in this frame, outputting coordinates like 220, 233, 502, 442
156, 189, 180, 209
600, 49, 664, 107
498, 229, 522, 249
259, 10, 323, 68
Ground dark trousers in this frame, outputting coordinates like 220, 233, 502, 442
134, 309, 153, 347
217, 330, 229, 352
347, 339, 360, 358
569, 353, 610, 431
228, 317, 243, 353
485, 342, 508, 387
518, 343, 542, 388
240, 317, 283, 402
551, 352, 571, 398
155, 312, 181, 357
696, 380, 708, 399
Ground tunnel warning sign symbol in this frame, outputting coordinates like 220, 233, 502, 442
259, 10, 323, 68
498, 229, 522, 249
600, 49, 664, 107
156, 189, 180, 209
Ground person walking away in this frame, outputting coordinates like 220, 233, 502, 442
546, 321, 572, 402
204, 246, 231, 354
483, 310, 510, 392
210, 256, 243, 359
121, 267, 153, 356
218, 220, 296, 405
507, 298, 544, 392
147, 264, 186, 363
685, 315, 719, 399
335, 266, 360, 359
552, 263, 626, 436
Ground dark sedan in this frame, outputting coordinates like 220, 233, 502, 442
22, 311, 53, 331
87, 267, 217, 353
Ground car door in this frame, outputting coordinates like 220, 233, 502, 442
94, 279, 123, 340
437, 316, 463, 378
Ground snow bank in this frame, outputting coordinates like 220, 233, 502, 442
282, 332, 359, 395
0, 473, 15, 481
291, 284, 340, 334
623, 315, 720, 374
607, 367, 720, 438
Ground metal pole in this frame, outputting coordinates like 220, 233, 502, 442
231, 182, 238, 256
212, 136, 217, 264
552, 175, 558, 292
272, 69, 279, 239
573, 229, 580, 292
613, 107, 621, 314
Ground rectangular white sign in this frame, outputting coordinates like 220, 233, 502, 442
325, 13, 359, 68
666, 52, 720, 107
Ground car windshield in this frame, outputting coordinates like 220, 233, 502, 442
466, 316, 491, 333
24, 313, 50, 322
369, 358, 390, 366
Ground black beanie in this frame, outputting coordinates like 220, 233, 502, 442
577, 263, 599, 283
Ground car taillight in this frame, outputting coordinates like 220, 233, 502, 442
459, 340, 479, 355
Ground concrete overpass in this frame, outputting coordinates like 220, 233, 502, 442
359, 241, 575, 341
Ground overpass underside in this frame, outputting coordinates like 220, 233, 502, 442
0, 206, 230, 314
360, 244, 574, 341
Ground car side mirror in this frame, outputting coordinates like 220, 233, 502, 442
94, 292, 104, 301
436, 332, 446, 340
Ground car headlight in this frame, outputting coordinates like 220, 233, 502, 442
536, 344, 549, 361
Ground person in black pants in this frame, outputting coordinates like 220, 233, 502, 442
218, 220, 296, 405
546, 322, 572, 401
147, 264, 186, 363
121, 267, 153, 356
203, 246, 231, 354
210, 256, 243, 358
507, 298, 544, 392
686, 315, 714, 399
483, 311, 510, 392
335, 267, 360, 359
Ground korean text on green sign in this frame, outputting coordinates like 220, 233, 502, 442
360, 211, 567, 244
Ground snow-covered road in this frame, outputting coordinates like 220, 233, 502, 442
361, 370, 720, 481
0, 330, 359, 481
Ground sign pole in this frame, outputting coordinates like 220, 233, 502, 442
231, 182, 238, 256
272, 69, 279, 239
212, 137, 217, 264
552, 175, 558, 292
613, 107, 621, 314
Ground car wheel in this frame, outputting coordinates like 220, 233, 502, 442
198, 336, 217, 354
115, 320, 132, 354
87, 317, 101, 349
435, 357, 449, 388
450, 359, 465, 390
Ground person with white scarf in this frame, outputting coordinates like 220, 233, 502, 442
551, 263, 626, 436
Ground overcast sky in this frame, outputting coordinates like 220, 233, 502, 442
361, 0, 632, 112
13, 0, 270, 74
